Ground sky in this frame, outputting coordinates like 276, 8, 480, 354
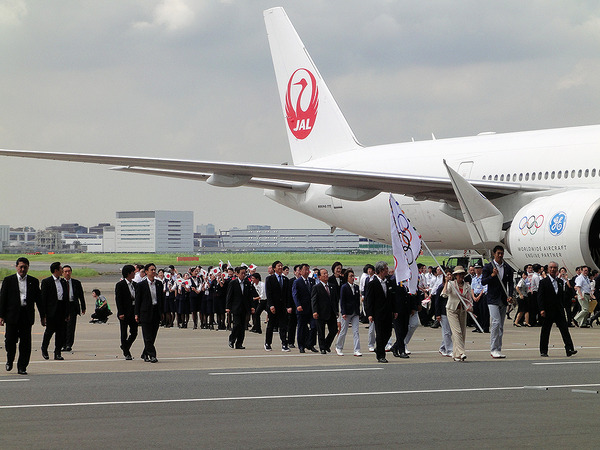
1, 0, 600, 232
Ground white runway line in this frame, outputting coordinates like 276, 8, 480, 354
0, 379, 29, 382
533, 360, 600, 365
3, 383, 600, 410
209, 368, 383, 375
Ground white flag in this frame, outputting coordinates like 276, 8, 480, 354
389, 194, 422, 294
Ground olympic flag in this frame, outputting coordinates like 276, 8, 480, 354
389, 194, 422, 294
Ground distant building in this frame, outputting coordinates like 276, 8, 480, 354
196, 223, 216, 235
0, 225, 8, 252
116, 210, 193, 253
89, 223, 112, 235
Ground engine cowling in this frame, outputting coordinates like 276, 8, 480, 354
506, 189, 600, 270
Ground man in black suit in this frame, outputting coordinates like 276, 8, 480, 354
115, 264, 138, 360
365, 261, 398, 363
538, 261, 577, 357
292, 263, 318, 353
40, 261, 69, 361
62, 265, 86, 352
226, 266, 256, 349
134, 263, 164, 363
390, 281, 417, 359
311, 268, 339, 354
0, 257, 42, 375
265, 260, 293, 352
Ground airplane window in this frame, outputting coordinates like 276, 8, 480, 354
564, 170, 569, 179
500, 174, 504, 181
519, 173, 523, 181
585, 169, 589, 177
482, 175, 486, 180
525, 173, 529, 181
593, 169, 597, 177
494, 174, 498, 181
532, 173, 536, 180
538, 172, 542, 180
544, 171, 549, 179
551, 171, 555, 179
578, 169, 582, 178
571, 170, 576, 178
557, 171, 562, 179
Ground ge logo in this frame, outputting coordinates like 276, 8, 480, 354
549, 212, 567, 236
518, 215, 544, 236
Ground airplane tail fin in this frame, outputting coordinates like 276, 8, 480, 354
264, 7, 361, 165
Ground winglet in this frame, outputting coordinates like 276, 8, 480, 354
443, 159, 504, 246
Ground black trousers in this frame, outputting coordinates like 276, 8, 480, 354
5, 311, 32, 370
540, 310, 574, 354
392, 311, 409, 354
252, 301, 267, 332
477, 294, 490, 332
119, 315, 138, 356
229, 313, 247, 347
265, 307, 288, 346
287, 311, 297, 345
316, 315, 337, 351
42, 311, 67, 355
296, 313, 317, 349
374, 318, 393, 360
141, 308, 161, 358
64, 303, 79, 348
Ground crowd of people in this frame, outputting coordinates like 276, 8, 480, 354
1, 245, 595, 373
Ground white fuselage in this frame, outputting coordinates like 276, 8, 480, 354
265, 124, 600, 249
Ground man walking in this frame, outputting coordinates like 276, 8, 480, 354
538, 261, 577, 357
0, 257, 41, 375
135, 263, 164, 363
62, 265, 86, 352
40, 262, 69, 361
226, 266, 255, 349
115, 264, 138, 360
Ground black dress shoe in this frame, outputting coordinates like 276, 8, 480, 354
320, 349, 327, 354
65, 347, 72, 352
61, 346, 67, 352
125, 354, 133, 360
566, 349, 578, 357
377, 357, 388, 363
326, 348, 331, 353
540, 353, 548, 357
41, 348, 49, 360
299, 348, 305, 353
17, 368, 27, 375
398, 352, 410, 359
392, 348, 400, 357
54, 354, 64, 361
309, 347, 319, 353
228, 341, 234, 348
143, 354, 150, 362
235, 345, 246, 349
149, 356, 158, 363
6, 362, 13, 371
288, 343, 296, 349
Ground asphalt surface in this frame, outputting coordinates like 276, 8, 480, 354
1, 275, 599, 448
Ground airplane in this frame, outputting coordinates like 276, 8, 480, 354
1, 7, 600, 272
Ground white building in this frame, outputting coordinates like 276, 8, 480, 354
0, 225, 8, 252
116, 211, 193, 253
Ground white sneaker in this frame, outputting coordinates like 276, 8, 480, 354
385, 343, 392, 352
405, 347, 411, 355
368, 347, 375, 352
335, 348, 344, 356
354, 351, 362, 357
491, 351, 506, 359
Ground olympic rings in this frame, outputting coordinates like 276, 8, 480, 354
518, 215, 544, 236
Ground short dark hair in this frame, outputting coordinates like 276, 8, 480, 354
63, 264, 72, 271
300, 263, 310, 271
235, 266, 245, 274
16, 257, 30, 267
492, 245, 504, 254
342, 269, 354, 283
293, 264, 301, 272
272, 260, 282, 269
144, 263, 156, 271
319, 268, 328, 277
283, 265, 289, 271
363, 264, 375, 273
122, 264, 135, 278
331, 261, 342, 272
92, 289, 101, 296
50, 262, 61, 274
251, 273, 261, 281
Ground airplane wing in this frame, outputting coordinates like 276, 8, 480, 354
0, 148, 550, 202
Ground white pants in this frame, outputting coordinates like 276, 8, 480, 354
488, 304, 506, 353
336, 314, 360, 352
439, 314, 453, 355
405, 312, 419, 346
368, 321, 376, 348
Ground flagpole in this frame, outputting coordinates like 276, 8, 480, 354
421, 240, 484, 333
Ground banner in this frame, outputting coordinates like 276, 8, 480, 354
389, 194, 422, 294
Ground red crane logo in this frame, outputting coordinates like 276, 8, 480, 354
285, 68, 319, 139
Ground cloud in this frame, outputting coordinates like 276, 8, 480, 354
134, 0, 195, 32
0, 0, 27, 26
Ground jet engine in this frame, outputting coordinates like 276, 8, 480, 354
506, 189, 600, 270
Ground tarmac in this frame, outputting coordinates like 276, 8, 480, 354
1, 274, 599, 448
